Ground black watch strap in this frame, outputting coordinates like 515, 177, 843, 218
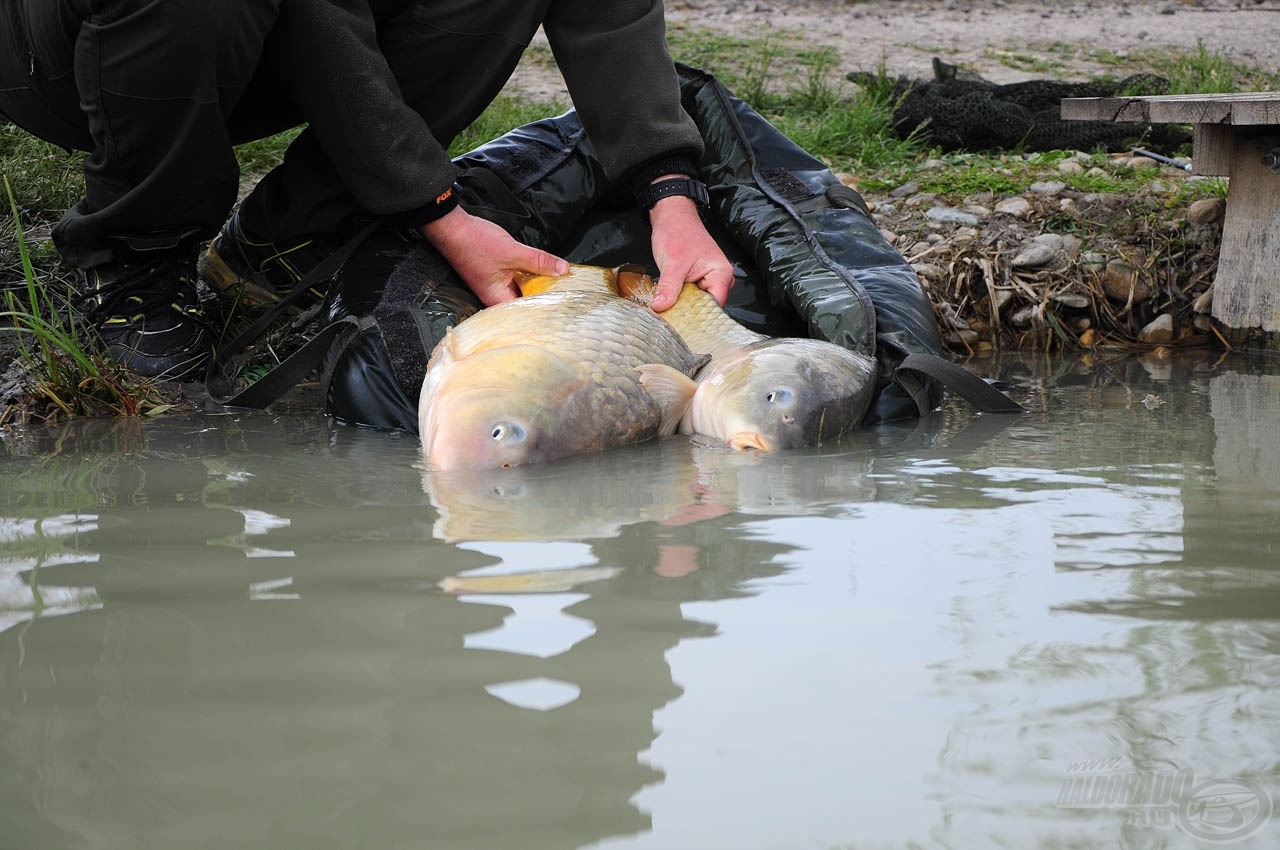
636, 177, 710, 210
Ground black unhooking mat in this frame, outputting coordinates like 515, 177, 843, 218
217, 65, 1018, 432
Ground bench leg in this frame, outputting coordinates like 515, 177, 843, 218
1212, 130, 1280, 347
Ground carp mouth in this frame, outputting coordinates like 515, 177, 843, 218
727, 431, 772, 452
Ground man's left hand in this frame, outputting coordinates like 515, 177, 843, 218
648, 195, 734, 312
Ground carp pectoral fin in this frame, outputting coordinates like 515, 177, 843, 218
637, 364, 699, 437
689, 352, 713, 376
420, 326, 459, 405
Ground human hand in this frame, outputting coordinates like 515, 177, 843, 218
648, 195, 734, 312
420, 207, 569, 306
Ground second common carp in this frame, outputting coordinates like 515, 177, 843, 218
617, 269, 877, 452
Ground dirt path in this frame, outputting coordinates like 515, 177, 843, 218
511, 0, 1280, 99
666, 0, 1280, 82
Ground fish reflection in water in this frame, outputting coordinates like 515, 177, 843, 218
423, 435, 879, 546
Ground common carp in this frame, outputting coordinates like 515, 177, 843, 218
418, 265, 704, 470
616, 270, 877, 452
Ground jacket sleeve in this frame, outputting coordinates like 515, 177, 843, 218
281, 0, 459, 227
543, 0, 703, 188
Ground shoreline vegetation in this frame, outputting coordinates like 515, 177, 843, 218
3, 31, 1278, 425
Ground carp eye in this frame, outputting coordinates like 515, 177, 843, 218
490, 422, 526, 444
766, 389, 793, 405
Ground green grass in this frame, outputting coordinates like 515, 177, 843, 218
1075, 39, 1280, 92
983, 48, 1069, 76
2, 176, 165, 421
1156, 41, 1275, 93
448, 95, 570, 157
233, 128, 303, 179
0, 124, 84, 221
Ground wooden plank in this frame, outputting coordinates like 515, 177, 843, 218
1061, 97, 1151, 123
1212, 131, 1280, 335
1191, 124, 1234, 176
1062, 92, 1280, 125
1231, 98, 1280, 125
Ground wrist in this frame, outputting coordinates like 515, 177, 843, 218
636, 175, 710, 213
648, 193, 704, 222
419, 204, 467, 243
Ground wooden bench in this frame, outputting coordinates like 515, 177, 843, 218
1061, 92, 1280, 347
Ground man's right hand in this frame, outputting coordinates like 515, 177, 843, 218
420, 207, 569, 306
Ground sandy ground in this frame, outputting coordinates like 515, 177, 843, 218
510, 0, 1280, 98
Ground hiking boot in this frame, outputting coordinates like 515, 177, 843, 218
200, 212, 336, 311
77, 253, 213, 380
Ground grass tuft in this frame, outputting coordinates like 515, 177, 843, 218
2, 175, 164, 423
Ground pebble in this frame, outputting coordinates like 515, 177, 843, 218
912, 262, 945, 282
1138, 313, 1175, 345
890, 180, 920, 198
1081, 251, 1108, 271
1052, 291, 1091, 309
994, 196, 1032, 218
1127, 155, 1163, 169
1080, 192, 1125, 208
1187, 197, 1226, 226
945, 329, 980, 347
939, 303, 969, 330
1028, 180, 1067, 195
1011, 233, 1065, 268
1057, 159, 1085, 175
1011, 303, 1040, 328
1100, 260, 1152, 304
925, 206, 981, 226
1192, 284, 1214, 314
904, 192, 940, 208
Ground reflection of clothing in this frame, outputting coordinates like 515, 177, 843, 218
0, 0, 702, 265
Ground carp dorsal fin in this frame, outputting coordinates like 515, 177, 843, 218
615, 265, 657, 304
515, 270, 559, 297
636, 363, 699, 437
518, 264, 616, 297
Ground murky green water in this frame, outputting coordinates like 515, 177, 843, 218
2, 351, 1279, 850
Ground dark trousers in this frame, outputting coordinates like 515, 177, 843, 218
0, 0, 547, 267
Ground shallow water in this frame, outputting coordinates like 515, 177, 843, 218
2, 350, 1279, 850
